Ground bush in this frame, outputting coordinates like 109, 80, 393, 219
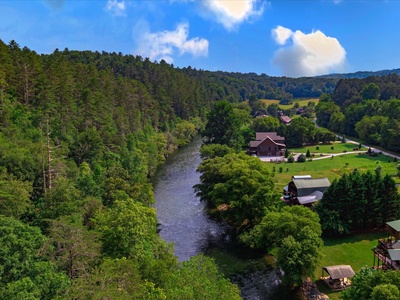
306, 149, 311, 158
287, 156, 295, 163
331, 146, 334, 150
297, 154, 306, 163
316, 146, 319, 150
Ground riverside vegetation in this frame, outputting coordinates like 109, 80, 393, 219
2, 37, 400, 299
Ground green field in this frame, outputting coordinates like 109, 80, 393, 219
290, 141, 365, 154
260, 98, 319, 110
266, 143, 399, 191
315, 231, 386, 299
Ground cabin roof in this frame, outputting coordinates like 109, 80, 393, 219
297, 190, 324, 205
293, 178, 331, 189
323, 265, 355, 280
388, 249, 400, 261
255, 132, 284, 142
387, 220, 400, 232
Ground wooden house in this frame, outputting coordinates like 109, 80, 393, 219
248, 132, 286, 156
373, 220, 400, 270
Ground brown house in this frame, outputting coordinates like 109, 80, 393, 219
249, 132, 286, 156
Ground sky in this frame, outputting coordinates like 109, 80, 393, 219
1, 0, 400, 77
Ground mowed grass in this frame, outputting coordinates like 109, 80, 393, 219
314, 231, 386, 299
290, 141, 365, 154
266, 145, 399, 191
260, 98, 320, 110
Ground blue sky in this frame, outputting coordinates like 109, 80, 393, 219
1, 0, 400, 77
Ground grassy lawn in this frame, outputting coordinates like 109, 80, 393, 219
266, 144, 399, 191
290, 141, 365, 155
260, 98, 319, 110
314, 231, 386, 299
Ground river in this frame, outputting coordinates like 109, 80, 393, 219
153, 136, 291, 299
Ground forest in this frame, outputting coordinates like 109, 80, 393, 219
2, 36, 400, 298
316, 74, 400, 152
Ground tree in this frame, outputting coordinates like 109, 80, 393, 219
0, 172, 33, 219
251, 116, 280, 132
371, 284, 400, 300
67, 258, 166, 300
195, 153, 281, 226
94, 198, 177, 285
163, 255, 241, 300
44, 216, 102, 279
340, 268, 400, 300
199, 144, 234, 160
361, 83, 380, 100
297, 154, 306, 162
0, 216, 69, 299
240, 206, 323, 287
285, 117, 317, 148
202, 100, 244, 151
267, 103, 280, 117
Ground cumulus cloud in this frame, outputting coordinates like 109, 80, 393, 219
272, 25, 293, 45
203, 0, 266, 30
135, 22, 209, 63
271, 26, 346, 77
105, 0, 126, 16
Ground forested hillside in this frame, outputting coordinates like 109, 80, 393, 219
316, 74, 400, 152
0, 39, 245, 299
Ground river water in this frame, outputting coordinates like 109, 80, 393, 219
153, 136, 289, 299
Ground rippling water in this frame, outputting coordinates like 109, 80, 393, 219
153, 136, 226, 261
153, 136, 295, 299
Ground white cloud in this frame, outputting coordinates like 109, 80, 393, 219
272, 25, 293, 45
203, 0, 266, 30
271, 26, 346, 77
135, 22, 209, 63
105, 0, 126, 16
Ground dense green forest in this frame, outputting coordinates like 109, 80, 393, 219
316, 74, 400, 152
0, 38, 246, 299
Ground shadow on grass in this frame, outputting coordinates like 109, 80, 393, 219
322, 228, 387, 247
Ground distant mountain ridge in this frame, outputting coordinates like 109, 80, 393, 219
319, 68, 400, 79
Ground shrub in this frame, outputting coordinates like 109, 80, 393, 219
297, 154, 306, 162
287, 156, 295, 163
331, 146, 334, 150
306, 149, 311, 158
316, 146, 319, 150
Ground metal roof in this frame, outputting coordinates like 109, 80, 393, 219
293, 178, 331, 189
297, 190, 324, 205
388, 249, 400, 261
323, 265, 355, 280
292, 175, 312, 179
387, 220, 400, 232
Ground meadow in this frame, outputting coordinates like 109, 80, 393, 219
266, 143, 399, 191
260, 98, 320, 110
